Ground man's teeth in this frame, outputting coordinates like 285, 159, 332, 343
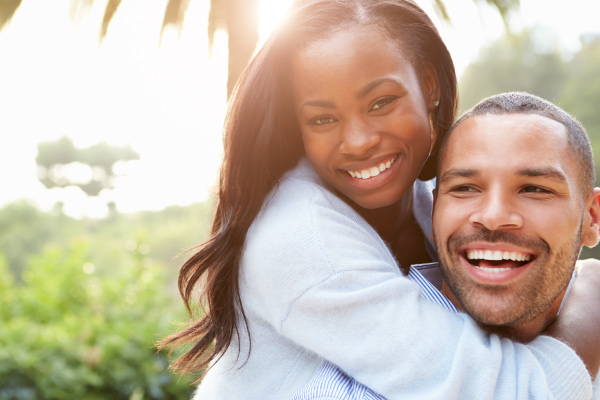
347, 157, 396, 179
466, 249, 531, 271
466, 249, 532, 262
476, 266, 514, 273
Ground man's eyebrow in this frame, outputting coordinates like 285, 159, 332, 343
439, 168, 478, 184
357, 77, 403, 99
517, 167, 568, 183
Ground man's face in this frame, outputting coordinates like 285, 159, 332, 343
433, 113, 598, 327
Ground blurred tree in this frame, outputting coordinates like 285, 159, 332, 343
0, 199, 213, 285
559, 35, 600, 150
0, 201, 75, 279
36, 136, 139, 213
562, 35, 600, 261
0, 0, 519, 98
458, 28, 568, 111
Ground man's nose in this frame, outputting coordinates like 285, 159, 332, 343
338, 119, 381, 156
468, 189, 523, 231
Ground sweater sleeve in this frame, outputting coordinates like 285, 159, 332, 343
242, 179, 593, 400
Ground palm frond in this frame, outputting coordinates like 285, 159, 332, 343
432, 0, 451, 23
478, 0, 520, 31
100, 0, 122, 40
0, 0, 22, 30
207, 0, 226, 53
161, 0, 191, 36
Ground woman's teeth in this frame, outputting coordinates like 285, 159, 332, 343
347, 156, 396, 179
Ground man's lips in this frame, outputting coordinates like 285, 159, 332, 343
459, 247, 535, 284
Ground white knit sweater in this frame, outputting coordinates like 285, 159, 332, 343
193, 158, 592, 400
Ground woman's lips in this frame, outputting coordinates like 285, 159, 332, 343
345, 155, 398, 179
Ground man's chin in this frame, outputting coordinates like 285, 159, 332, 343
457, 292, 525, 327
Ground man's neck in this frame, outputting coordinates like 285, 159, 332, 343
441, 280, 565, 343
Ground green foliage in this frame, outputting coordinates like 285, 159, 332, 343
559, 37, 600, 156
0, 200, 213, 284
0, 242, 194, 399
0, 200, 214, 398
0, 201, 77, 279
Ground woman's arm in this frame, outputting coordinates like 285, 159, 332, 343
545, 258, 600, 378
245, 176, 593, 399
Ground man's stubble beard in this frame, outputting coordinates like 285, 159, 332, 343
434, 224, 582, 327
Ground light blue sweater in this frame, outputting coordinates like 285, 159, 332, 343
193, 158, 592, 399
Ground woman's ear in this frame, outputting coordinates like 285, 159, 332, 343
418, 63, 440, 182
422, 63, 440, 112
581, 187, 600, 248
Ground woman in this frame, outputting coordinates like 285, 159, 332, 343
160, 0, 600, 398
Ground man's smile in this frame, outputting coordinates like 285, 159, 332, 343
464, 248, 533, 272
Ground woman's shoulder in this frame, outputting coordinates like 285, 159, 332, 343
243, 159, 396, 277
252, 158, 375, 242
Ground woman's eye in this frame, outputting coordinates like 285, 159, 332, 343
308, 116, 335, 126
370, 96, 397, 111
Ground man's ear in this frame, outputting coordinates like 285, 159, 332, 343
581, 187, 600, 248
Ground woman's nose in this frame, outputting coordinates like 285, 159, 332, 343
338, 119, 381, 156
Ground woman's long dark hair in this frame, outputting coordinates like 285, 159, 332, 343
159, 0, 457, 378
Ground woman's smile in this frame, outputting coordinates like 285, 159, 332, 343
344, 154, 398, 179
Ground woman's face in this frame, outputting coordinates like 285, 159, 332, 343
292, 26, 437, 209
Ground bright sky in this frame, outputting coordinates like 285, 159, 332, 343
0, 0, 598, 218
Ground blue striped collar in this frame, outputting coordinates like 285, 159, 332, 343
408, 262, 459, 313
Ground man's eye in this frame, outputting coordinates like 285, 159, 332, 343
522, 185, 551, 194
308, 116, 335, 126
450, 185, 477, 193
370, 96, 397, 111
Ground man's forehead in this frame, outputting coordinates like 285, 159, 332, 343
440, 113, 571, 173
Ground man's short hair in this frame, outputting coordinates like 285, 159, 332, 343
439, 92, 595, 193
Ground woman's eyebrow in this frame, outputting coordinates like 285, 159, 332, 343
299, 77, 403, 110
357, 77, 402, 99
300, 99, 335, 110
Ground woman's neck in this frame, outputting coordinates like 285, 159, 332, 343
345, 188, 431, 273
351, 189, 414, 245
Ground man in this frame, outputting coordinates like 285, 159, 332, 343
433, 91, 600, 344
293, 92, 600, 399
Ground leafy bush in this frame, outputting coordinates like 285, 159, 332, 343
0, 242, 194, 400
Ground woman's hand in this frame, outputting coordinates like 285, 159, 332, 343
545, 258, 600, 378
